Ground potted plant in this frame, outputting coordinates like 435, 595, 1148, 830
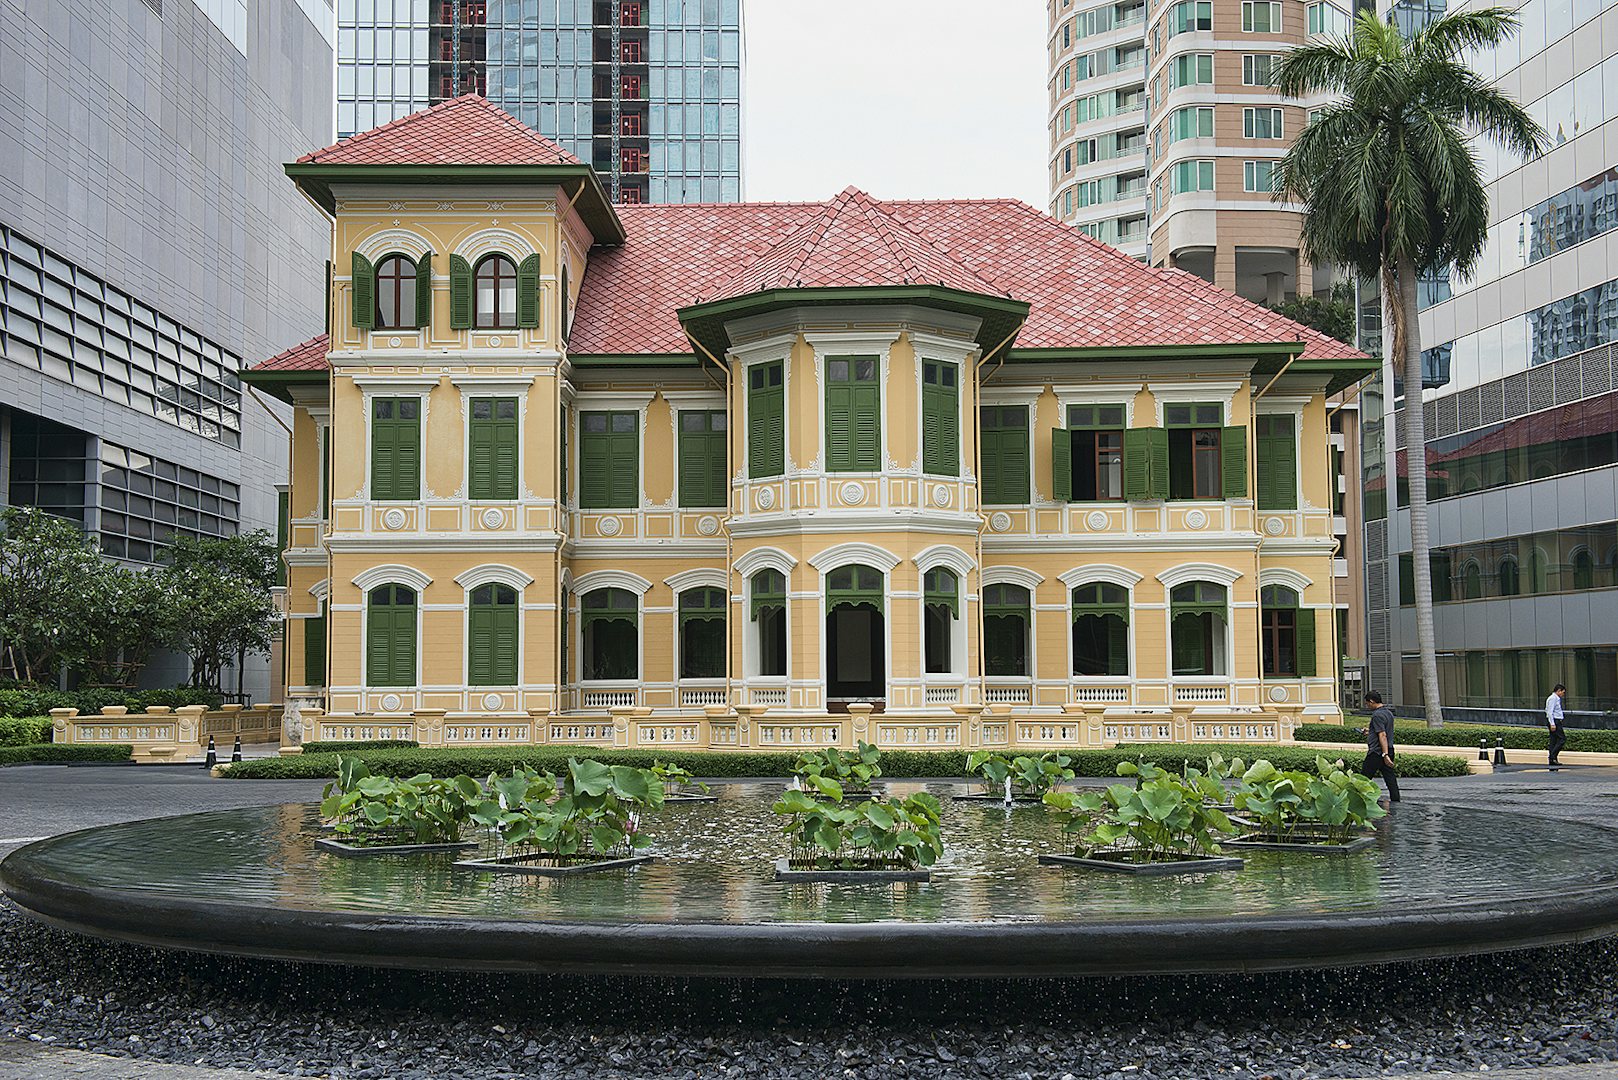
1040, 762, 1241, 874
653, 760, 716, 803
1224, 757, 1387, 853
958, 751, 1075, 803
771, 780, 942, 883
316, 755, 480, 856
455, 758, 663, 876
792, 741, 882, 797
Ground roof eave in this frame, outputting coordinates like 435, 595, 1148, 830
240, 368, 328, 405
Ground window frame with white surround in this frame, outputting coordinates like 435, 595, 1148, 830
810, 542, 900, 707
1061, 564, 1140, 707
981, 565, 1043, 706
733, 546, 798, 704
1159, 563, 1244, 706
352, 564, 434, 707
665, 567, 730, 708
915, 544, 976, 706
455, 564, 534, 691
572, 569, 652, 710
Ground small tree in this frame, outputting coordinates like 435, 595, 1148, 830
1266, 282, 1356, 346
0, 507, 108, 684
76, 568, 178, 687
160, 532, 280, 693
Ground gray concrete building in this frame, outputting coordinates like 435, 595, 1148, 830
0, 0, 335, 701
1362, 0, 1618, 724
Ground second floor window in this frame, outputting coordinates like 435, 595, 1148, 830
370, 397, 421, 501
980, 405, 1030, 505
1254, 413, 1297, 509
468, 397, 518, 501
747, 361, 784, 478
579, 410, 639, 509
1054, 403, 1126, 501
921, 359, 960, 476
474, 254, 517, 329
678, 410, 727, 508
1166, 402, 1232, 500
825, 356, 880, 472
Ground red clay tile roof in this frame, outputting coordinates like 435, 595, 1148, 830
296, 95, 580, 167
252, 334, 329, 373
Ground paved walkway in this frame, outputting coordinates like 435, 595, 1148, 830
0, 1042, 285, 1079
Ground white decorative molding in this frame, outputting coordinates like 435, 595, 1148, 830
808, 541, 901, 573
1149, 380, 1242, 425
381, 508, 407, 531
1268, 685, 1290, 703
1184, 508, 1208, 530
1156, 562, 1244, 588
665, 567, 730, 594
451, 374, 536, 395
453, 227, 539, 263
1060, 564, 1144, 589
931, 484, 952, 508
355, 227, 433, 260
307, 577, 331, 603
571, 569, 654, 596
913, 544, 977, 576
755, 488, 776, 511
839, 481, 867, 506
388, 336, 401, 348
696, 515, 721, 536
352, 564, 433, 593
732, 546, 798, 578
1257, 566, 1314, 594
597, 516, 622, 537
1086, 510, 1109, 531
454, 564, 536, 591
379, 693, 403, 712
989, 512, 1012, 533
482, 693, 504, 711
980, 565, 1044, 590
481, 507, 507, 529
349, 374, 440, 392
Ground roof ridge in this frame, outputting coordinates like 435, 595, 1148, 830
847, 189, 930, 286
865, 195, 1012, 296
296, 94, 579, 166
773, 192, 846, 288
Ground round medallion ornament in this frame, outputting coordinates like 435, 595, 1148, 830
989, 512, 1012, 533
931, 484, 951, 508
388, 336, 401, 348
1184, 509, 1208, 530
755, 488, 776, 511
489, 337, 504, 348
597, 516, 622, 537
381, 508, 407, 531
696, 515, 720, 536
379, 693, 403, 712
482, 693, 503, 711
840, 481, 866, 506
481, 508, 505, 529
1269, 685, 1290, 704
1264, 516, 1286, 536
1086, 510, 1109, 531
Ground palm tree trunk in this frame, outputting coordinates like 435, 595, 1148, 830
1388, 255, 1445, 727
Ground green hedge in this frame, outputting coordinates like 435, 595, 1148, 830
1297, 721, 1618, 754
299, 739, 421, 754
0, 686, 224, 719
0, 743, 133, 766
222, 742, 1471, 781
0, 716, 51, 747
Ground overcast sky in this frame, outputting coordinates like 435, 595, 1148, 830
741, 1, 1049, 208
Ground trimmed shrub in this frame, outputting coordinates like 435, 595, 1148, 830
0, 685, 223, 719
0, 743, 133, 766
300, 739, 421, 754
1296, 721, 1618, 754
222, 742, 1472, 781
0, 716, 51, 747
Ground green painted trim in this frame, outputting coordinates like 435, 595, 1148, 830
567, 353, 702, 367
1006, 342, 1304, 361
284, 162, 625, 245
679, 285, 1030, 324
240, 369, 327, 404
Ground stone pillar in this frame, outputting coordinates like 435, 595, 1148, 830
609, 704, 634, 748
413, 708, 447, 748
49, 707, 78, 743
1213, 245, 1238, 292
846, 701, 874, 749
527, 708, 551, 745
292, 707, 324, 752
175, 704, 206, 747
282, 695, 325, 748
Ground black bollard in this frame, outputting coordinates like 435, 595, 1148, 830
1493, 737, 1507, 767
203, 735, 217, 769
231, 735, 242, 763
1479, 738, 1488, 762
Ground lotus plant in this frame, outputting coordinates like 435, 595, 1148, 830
319, 755, 480, 846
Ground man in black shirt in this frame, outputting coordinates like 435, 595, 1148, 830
1360, 691, 1400, 805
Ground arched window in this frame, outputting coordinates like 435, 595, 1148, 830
467, 583, 519, 686
1497, 556, 1520, 596
982, 583, 1031, 677
826, 565, 884, 611
1260, 584, 1314, 677
1572, 549, 1595, 590
581, 587, 638, 681
825, 564, 884, 701
366, 584, 417, 687
751, 570, 787, 678
1072, 582, 1129, 676
1170, 581, 1227, 676
679, 587, 726, 680
1462, 561, 1483, 600
474, 254, 518, 329
923, 568, 958, 674
374, 254, 417, 329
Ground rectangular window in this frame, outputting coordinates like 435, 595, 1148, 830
578, 410, 639, 509
1170, 52, 1213, 88
677, 409, 728, 508
1065, 403, 1127, 501
1243, 160, 1278, 192
825, 355, 881, 472
1169, 106, 1213, 142
1167, 0, 1212, 35
1165, 402, 1243, 500
370, 396, 421, 501
467, 397, 518, 500
1170, 159, 1216, 194
1308, 1, 1349, 35
1242, 1, 1281, 30
303, 603, 327, 688
1254, 413, 1298, 509
1242, 53, 1280, 85
921, 360, 960, 475
747, 361, 785, 478
980, 405, 1030, 504
1243, 106, 1284, 139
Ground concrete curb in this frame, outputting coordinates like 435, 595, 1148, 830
0, 1040, 290, 1078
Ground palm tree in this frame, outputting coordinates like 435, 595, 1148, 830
1274, 9, 1545, 727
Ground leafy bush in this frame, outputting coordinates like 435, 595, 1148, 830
1232, 756, 1387, 842
0, 716, 51, 747
319, 755, 479, 846
302, 739, 420, 753
772, 787, 944, 869
1044, 761, 1236, 862
0, 743, 132, 766
966, 751, 1074, 798
1297, 721, 1618, 754
221, 742, 1473, 781
0, 685, 222, 719
470, 760, 662, 860
793, 742, 882, 793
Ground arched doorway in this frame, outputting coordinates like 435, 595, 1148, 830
825, 564, 884, 704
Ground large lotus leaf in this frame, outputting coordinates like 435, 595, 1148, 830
812, 817, 842, 852
772, 789, 821, 816
363, 802, 391, 824
907, 791, 942, 818
808, 774, 845, 801
1242, 760, 1280, 785
590, 822, 625, 854
862, 801, 896, 830
608, 765, 652, 802
1137, 783, 1184, 822
1116, 761, 1140, 777
568, 758, 613, 797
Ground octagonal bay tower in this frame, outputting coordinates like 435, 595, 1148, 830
247, 95, 1373, 754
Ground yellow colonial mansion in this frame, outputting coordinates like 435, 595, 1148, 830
246, 96, 1372, 753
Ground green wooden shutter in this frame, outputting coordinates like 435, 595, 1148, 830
449, 255, 473, 329
415, 251, 433, 330
579, 418, 611, 508
748, 373, 783, 478
1221, 425, 1248, 498
469, 399, 518, 500
678, 414, 725, 508
1051, 428, 1072, 502
1124, 427, 1153, 500
851, 382, 881, 469
469, 603, 493, 684
982, 409, 1030, 504
1256, 420, 1298, 509
1107, 614, 1129, 676
980, 422, 1002, 502
559, 412, 569, 504
516, 254, 541, 328
371, 412, 395, 500
1295, 608, 1317, 676
392, 600, 417, 686
275, 491, 289, 587
396, 409, 421, 500
921, 363, 959, 476
366, 601, 391, 685
611, 420, 639, 507
303, 605, 327, 687
351, 252, 375, 330
1148, 427, 1170, 499
468, 410, 493, 500
825, 381, 851, 472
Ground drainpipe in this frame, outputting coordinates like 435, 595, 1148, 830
1250, 350, 1300, 716
684, 328, 734, 710
973, 321, 1026, 707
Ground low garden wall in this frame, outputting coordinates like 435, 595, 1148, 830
51, 704, 282, 763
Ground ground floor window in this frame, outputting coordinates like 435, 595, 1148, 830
751, 569, 788, 677
365, 583, 417, 687
826, 564, 884, 699
679, 587, 726, 679
581, 587, 637, 681
1072, 583, 1128, 676
467, 583, 519, 685
1260, 584, 1315, 677
1170, 581, 1228, 676
982, 583, 1031, 677
923, 567, 958, 674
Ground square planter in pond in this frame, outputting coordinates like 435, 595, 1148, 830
454, 852, 655, 877
315, 837, 477, 857
773, 856, 931, 884
1039, 851, 1243, 875
1225, 833, 1377, 854
662, 792, 720, 804
953, 792, 1049, 804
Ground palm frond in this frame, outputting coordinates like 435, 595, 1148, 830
1411, 6, 1521, 61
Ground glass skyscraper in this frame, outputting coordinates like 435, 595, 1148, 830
336, 0, 743, 204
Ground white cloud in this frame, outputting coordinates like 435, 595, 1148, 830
742, 0, 1049, 208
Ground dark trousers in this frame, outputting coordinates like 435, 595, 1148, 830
1547, 724, 1567, 764
1361, 749, 1401, 803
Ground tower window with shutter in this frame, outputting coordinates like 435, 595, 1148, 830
1072, 582, 1130, 676
1261, 584, 1315, 676
1255, 413, 1298, 509
678, 410, 728, 508
370, 397, 421, 501
303, 600, 327, 688
747, 361, 785, 478
1061, 403, 1126, 501
373, 253, 417, 329
825, 356, 881, 472
473, 254, 518, 329
468, 397, 519, 500
1165, 402, 1245, 500
468, 582, 520, 686
365, 584, 417, 687
980, 406, 1030, 505
921, 360, 959, 476
578, 410, 639, 509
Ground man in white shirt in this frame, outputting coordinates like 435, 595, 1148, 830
1545, 683, 1567, 767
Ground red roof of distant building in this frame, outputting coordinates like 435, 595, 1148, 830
254, 334, 330, 373
296, 95, 580, 167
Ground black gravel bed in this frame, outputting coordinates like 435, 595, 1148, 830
3, 902, 1618, 1079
